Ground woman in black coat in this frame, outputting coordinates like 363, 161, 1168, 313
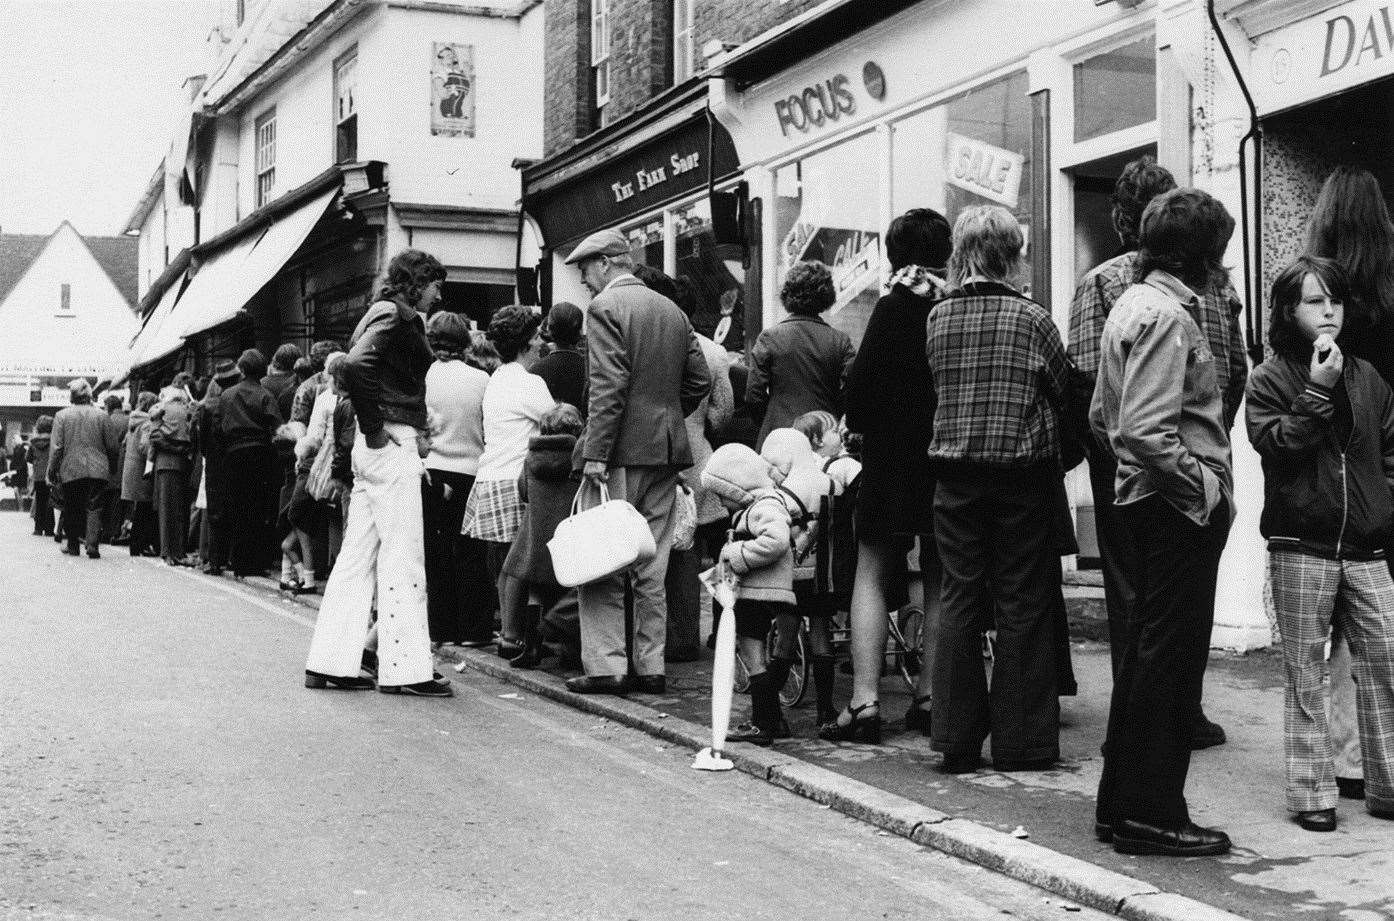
821, 208, 952, 743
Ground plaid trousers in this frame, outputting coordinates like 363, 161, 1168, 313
1270, 551, 1394, 813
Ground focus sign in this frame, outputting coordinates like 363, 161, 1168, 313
945, 133, 1024, 209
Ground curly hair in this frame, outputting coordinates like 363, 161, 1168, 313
466, 331, 501, 374
1112, 156, 1177, 251
1133, 188, 1235, 292
780, 261, 836, 316
1268, 255, 1351, 360
378, 248, 447, 308
540, 403, 584, 437
486, 305, 542, 363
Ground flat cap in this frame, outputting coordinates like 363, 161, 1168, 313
564, 228, 630, 264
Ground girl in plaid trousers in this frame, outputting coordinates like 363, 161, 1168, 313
1246, 256, 1394, 832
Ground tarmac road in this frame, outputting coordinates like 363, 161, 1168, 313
0, 512, 1112, 920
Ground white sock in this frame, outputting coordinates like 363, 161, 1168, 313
300, 568, 315, 589
281, 558, 295, 582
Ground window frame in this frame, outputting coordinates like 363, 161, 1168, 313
333, 47, 358, 164
254, 106, 277, 208
672, 0, 694, 84
591, 0, 611, 111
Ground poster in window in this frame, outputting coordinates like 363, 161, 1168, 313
431, 42, 475, 137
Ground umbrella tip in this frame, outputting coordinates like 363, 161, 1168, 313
692, 747, 735, 772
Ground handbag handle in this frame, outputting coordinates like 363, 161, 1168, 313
570, 477, 612, 516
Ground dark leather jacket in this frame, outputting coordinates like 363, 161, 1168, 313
1247, 352, 1394, 560
343, 298, 433, 436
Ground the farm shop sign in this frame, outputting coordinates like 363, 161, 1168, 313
610, 150, 702, 204
945, 133, 1024, 209
1253, 0, 1394, 115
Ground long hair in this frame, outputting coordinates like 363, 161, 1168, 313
1111, 156, 1177, 251
378, 249, 447, 308
1267, 255, 1351, 360
1132, 188, 1234, 292
1305, 166, 1394, 329
948, 206, 1023, 287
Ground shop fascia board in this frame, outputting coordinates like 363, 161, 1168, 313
1217, 0, 1348, 38
383, 0, 542, 17
522, 82, 709, 199
392, 202, 518, 233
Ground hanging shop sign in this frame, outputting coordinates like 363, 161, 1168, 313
944, 133, 1024, 209
1252, 0, 1394, 115
526, 114, 740, 248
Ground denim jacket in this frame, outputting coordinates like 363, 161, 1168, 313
1089, 270, 1234, 526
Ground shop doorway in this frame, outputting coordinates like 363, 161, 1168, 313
1067, 143, 1154, 564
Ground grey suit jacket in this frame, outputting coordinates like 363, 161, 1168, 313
48, 403, 119, 484
582, 276, 711, 468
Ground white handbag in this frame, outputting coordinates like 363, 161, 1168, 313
548, 481, 657, 588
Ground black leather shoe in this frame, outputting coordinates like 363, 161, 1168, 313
939, 753, 981, 775
60, 546, 78, 556
304, 670, 375, 690
1337, 777, 1365, 800
1094, 821, 1113, 843
1113, 819, 1231, 856
380, 678, 453, 697
565, 675, 628, 696
629, 674, 666, 694
86, 548, 100, 559
1294, 809, 1336, 832
727, 719, 789, 746
1191, 714, 1227, 750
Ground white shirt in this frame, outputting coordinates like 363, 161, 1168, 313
425, 360, 489, 475
474, 362, 555, 482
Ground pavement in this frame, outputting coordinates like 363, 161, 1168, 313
0, 511, 1126, 921
235, 559, 1394, 921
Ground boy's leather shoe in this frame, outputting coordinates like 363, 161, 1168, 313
629, 674, 666, 694
1113, 819, 1231, 856
565, 675, 628, 696
1294, 809, 1336, 832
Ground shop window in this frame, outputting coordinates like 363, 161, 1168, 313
891, 70, 1033, 293
254, 107, 277, 208
1073, 35, 1155, 143
774, 131, 884, 347
673, 0, 694, 84
439, 281, 516, 328
334, 48, 357, 164
592, 0, 611, 114
674, 199, 746, 351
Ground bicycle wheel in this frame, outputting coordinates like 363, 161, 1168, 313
767, 620, 808, 708
888, 604, 924, 692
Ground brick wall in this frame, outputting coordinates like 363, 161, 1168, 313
543, 0, 824, 156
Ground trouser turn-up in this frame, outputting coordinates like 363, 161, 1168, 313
306, 424, 432, 687
577, 465, 678, 679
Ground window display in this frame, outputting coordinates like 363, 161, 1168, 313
773, 131, 883, 347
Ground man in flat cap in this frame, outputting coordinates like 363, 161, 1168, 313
564, 228, 711, 695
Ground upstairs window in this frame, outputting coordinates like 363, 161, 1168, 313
254, 107, 277, 208
591, 0, 611, 114
334, 48, 358, 163
58, 283, 72, 315
673, 0, 694, 83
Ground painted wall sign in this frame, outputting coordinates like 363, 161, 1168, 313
774, 73, 858, 136
944, 133, 1024, 208
1253, 0, 1394, 115
431, 42, 476, 137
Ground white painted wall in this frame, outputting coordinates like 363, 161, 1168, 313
0, 225, 139, 377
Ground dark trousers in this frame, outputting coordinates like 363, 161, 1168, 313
154, 470, 188, 562
422, 470, 494, 643
128, 500, 157, 555
102, 489, 125, 542
59, 478, 104, 553
1086, 444, 1138, 677
930, 469, 1059, 763
224, 444, 276, 577
31, 481, 53, 535
1096, 494, 1229, 827
664, 546, 704, 658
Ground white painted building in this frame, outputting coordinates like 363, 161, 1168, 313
125, 0, 544, 383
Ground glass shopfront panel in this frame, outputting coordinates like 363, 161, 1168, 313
891, 70, 1033, 294
1073, 35, 1155, 143
773, 131, 883, 348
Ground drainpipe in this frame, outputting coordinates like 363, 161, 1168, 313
1208, 0, 1264, 363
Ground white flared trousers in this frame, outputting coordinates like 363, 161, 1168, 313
306, 424, 433, 687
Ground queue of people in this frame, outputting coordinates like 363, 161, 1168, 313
20, 154, 1394, 858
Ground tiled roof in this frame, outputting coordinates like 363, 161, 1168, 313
0, 229, 139, 310
84, 235, 139, 308
0, 234, 51, 305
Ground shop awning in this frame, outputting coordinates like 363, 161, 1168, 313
126, 271, 191, 371
130, 187, 339, 372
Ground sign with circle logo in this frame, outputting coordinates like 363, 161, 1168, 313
863, 61, 887, 100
